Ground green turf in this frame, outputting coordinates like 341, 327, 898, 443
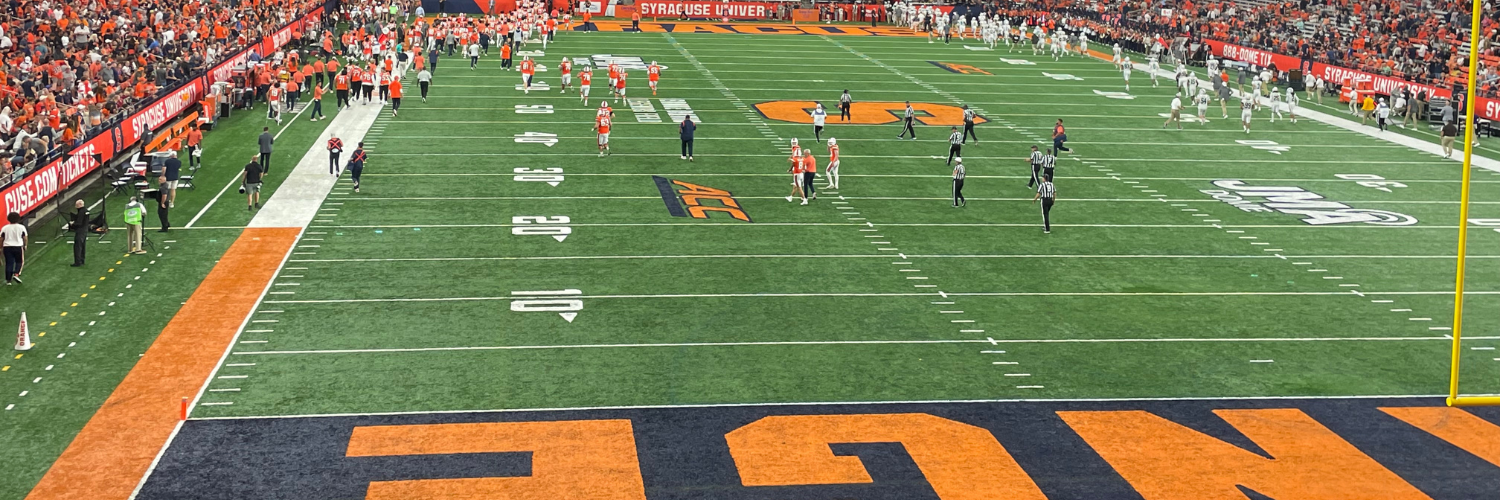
0, 58, 342, 499
167, 31, 1500, 419
10, 28, 1500, 497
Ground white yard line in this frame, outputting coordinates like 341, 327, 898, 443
229, 335, 1488, 357
262, 290, 1500, 304
188, 393, 1460, 421
282, 253, 1498, 263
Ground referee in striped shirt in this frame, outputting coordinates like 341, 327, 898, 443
952, 158, 966, 207
961, 105, 978, 143
1042, 148, 1057, 181
1033, 174, 1055, 233
947, 126, 962, 165
1027, 145, 1043, 187
897, 101, 917, 139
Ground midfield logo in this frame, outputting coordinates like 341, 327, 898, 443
928, 61, 992, 74
754, 100, 985, 126
1202, 180, 1417, 225
589, 55, 668, 71
654, 177, 752, 222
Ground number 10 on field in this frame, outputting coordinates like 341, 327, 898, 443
511, 289, 583, 323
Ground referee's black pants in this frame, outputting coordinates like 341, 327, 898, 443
1028, 164, 1041, 187
898, 117, 916, 138
963, 122, 977, 143
947, 144, 961, 165
953, 179, 965, 206
1040, 197, 1055, 231
802, 172, 817, 198
840, 103, 851, 121
1043, 168, 1055, 183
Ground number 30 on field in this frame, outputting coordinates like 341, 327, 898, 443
513, 215, 571, 242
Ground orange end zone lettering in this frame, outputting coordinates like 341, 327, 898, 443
688, 205, 750, 221
1381, 407, 1500, 466
1058, 409, 1431, 500
724, 413, 1046, 500
928, 62, 992, 75
670, 180, 731, 197
345, 420, 647, 500
754, 100, 986, 126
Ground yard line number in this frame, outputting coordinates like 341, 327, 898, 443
510, 289, 583, 323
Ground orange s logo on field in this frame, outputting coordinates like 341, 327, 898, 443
754, 101, 987, 127
928, 61, 992, 75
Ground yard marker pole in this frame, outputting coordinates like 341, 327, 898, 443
1448, 0, 1484, 407
180, 397, 189, 421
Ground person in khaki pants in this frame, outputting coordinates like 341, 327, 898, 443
123, 197, 146, 254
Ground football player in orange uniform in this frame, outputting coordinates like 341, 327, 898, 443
520, 57, 536, 94
593, 111, 612, 157
579, 67, 593, 105
786, 146, 805, 203
647, 61, 661, 96
614, 71, 626, 103
607, 62, 620, 93
559, 57, 573, 93
825, 138, 841, 189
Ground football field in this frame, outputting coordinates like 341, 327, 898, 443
177, 30, 1500, 418
116, 26, 1500, 497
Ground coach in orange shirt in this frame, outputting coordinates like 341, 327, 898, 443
309, 84, 325, 121
389, 78, 403, 117
312, 59, 325, 88
325, 58, 340, 88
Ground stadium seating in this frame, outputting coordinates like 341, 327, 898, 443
0, 0, 321, 189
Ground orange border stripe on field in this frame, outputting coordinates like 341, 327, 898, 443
25, 227, 301, 500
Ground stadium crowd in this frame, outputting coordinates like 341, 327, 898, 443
894, 0, 1495, 98
0, 0, 325, 186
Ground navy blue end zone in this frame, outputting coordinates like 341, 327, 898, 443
137, 398, 1500, 499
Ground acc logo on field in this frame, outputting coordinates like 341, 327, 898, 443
654, 177, 751, 222
753, 101, 986, 126
928, 61, 992, 75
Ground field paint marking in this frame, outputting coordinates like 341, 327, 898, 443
263, 290, 1500, 304
228, 335, 1496, 358
191, 393, 1461, 421
665, 31, 784, 149
186, 84, 330, 228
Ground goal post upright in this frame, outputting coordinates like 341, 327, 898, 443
1448, 0, 1495, 407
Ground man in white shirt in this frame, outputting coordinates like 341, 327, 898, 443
1, 212, 27, 285
811, 103, 828, 141
1164, 93, 1183, 130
